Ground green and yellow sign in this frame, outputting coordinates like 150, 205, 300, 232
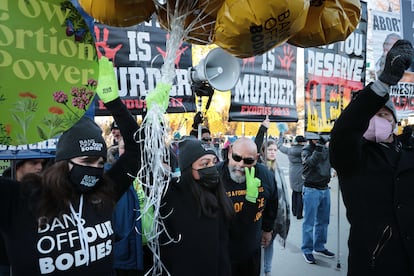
0, 0, 98, 145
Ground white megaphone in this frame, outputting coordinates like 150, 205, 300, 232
188, 48, 241, 91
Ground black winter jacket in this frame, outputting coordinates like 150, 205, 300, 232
217, 161, 278, 262
159, 173, 232, 276
330, 84, 414, 276
0, 98, 140, 276
301, 143, 331, 188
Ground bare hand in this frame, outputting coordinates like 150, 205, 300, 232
261, 230, 273, 248
262, 117, 270, 129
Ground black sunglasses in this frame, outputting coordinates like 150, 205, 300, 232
231, 153, 256, 165
202, 138, 212, 142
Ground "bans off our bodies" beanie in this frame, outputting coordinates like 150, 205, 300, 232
55, 117, 107, 162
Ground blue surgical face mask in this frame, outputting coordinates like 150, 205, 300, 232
69, 161, 103, 193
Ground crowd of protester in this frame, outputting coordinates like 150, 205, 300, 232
1, 39, 414, 276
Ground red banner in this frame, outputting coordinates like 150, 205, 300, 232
304, 2, 367, 133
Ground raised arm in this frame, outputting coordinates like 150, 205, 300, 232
254, 118, 270, 153
96, 57, 140, 199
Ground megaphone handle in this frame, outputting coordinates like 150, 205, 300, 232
197, 96, 202, 140
198, 124, 202, 140
206, 92, 214, 111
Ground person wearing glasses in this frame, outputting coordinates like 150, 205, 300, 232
216, 137, 278, 276
190, 126, 223, 160
190, 126, 212, 143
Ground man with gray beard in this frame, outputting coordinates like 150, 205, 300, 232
216, 137, 278, 276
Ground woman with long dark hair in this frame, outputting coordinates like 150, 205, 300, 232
0, 83, 140, 275
159, 138, 234, 275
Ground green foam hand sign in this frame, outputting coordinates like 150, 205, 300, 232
145, 83, 172, 113
245, 167, 261, 203
96, 57, 119, 104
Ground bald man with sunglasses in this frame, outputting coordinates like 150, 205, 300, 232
216, 137, 278, 276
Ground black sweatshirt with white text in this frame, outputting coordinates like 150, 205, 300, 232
0, 98, 140, 276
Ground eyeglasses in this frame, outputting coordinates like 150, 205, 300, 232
231, 153, 256, 165
202, 138, 212, 142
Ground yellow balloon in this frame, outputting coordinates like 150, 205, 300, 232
213, 0, 309, 58
155, 0, 224, 45
79, 0, 155, 27
287, 0, 361, 48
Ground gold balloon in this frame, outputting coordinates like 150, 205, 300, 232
79, 0, 156, 27
213, 0, 309, 58
287, 0, 361, 48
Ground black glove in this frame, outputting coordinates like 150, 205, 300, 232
379, 39, 414, 85
191, 111, 203, 129
319, 136, 327, 145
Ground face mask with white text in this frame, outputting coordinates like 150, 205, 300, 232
69, 161, 103, 193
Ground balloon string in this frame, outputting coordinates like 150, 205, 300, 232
137, 4, 188, 275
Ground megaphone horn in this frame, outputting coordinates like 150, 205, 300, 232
191, 66, 223, 83
188, 48, 241, 91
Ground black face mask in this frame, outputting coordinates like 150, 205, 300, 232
69, 161, 104, 193
196, 166, 220, 189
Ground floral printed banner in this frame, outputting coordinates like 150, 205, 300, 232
0, 0, 99, 145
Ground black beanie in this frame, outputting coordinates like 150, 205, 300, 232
178, 138, 217, 170
294, 135, 306, 143
55, 117, 107, 162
